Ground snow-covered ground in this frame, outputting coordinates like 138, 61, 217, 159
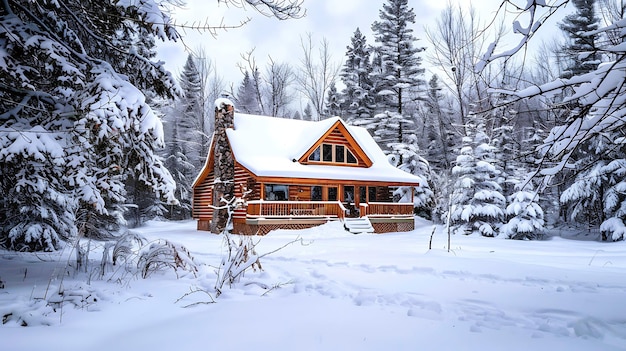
1, 219, 626, 350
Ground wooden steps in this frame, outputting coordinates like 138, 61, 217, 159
343, 217, 374, 234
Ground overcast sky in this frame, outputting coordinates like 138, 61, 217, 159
156, 0, 567, 91
158, 1, 476, 84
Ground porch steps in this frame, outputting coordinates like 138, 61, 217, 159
343, 217, 374, 234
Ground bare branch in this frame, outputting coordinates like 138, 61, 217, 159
219, 0, 306, 20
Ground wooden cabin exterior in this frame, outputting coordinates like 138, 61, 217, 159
192, 99, 423, 235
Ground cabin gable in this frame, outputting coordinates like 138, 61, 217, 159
298, 120, 372, 167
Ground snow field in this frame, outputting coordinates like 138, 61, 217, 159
1, 219, 626, 350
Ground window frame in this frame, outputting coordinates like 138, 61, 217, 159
308, 143, 358, 165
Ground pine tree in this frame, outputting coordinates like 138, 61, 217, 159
560, 133, 626, 241
371, 0, 425, 114
303, 103, 314, 121
502, 187, 545, 240
236, 70, 260, 114
367, 111, 415, 155
324, 81, 342, 117
422, 75, 456, 172
559, 0, 601, 78
389, 135, 434, 219
178, 54, 205, 169
450, 122, 506, 237
340, 27, 375, 124
160, 54, 210, 220
0, 1, 178, 251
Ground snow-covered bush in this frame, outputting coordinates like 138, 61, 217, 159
501, 190, 545, 240
138, 240, 198, 279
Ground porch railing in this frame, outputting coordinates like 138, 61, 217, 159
360, 202, 414, 217
246, 200, 346, 220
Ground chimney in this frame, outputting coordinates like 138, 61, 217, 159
210, 99, 235, 234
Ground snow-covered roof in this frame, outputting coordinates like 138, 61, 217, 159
225, 113, 423, 185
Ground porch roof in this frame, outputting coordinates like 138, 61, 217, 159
226, 113, 423, 186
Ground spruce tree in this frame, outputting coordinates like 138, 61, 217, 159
450, 121, 506, 237
324, 81, 342, 117
340, 28, 375, 125
560, 133, 626, 241
0, 1, 178, 251
236, 70, 260, 114
371, 0, 425, 114
559, 0, 601, 78
502, 187, 545, 240
389, 135, 434, 219
422, 75, 456, 172
178, 54, 205, 169
303, 103, 314, 121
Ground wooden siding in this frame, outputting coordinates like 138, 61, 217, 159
192, 169, 214, 220
233, 164, 255, 221
289, 185, 312, 201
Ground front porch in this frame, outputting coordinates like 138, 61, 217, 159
234, 200, 414, 235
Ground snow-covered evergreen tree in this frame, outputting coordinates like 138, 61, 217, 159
367, 111, 415, 156
0, 1, 178, 251
303, 103, 314, 121
422, 75, 456, 172
340, 27, 375, 125
599, 158, 626, 241
450, 122, 506, 237
371, 0, 425, 114
236, 70, 260, 114
501, 187, 545, 240
159, 54, 208, 220
559, 0, 601, 78
324, 81, 342, 117
389, 135, 434, 219
178, 54, 205, 169
560, 132, 626, 241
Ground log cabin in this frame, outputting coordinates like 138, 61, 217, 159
192, 99, 424, 235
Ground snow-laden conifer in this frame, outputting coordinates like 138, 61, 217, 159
0, 1, 178, 250
450, 123, 505, 236
340, 28, 375, 125
371, 0, 425, 114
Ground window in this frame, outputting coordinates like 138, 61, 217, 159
308, 143, 358, 165
265, 184, 289, 201
328, 187, 338, 201
347, 151, 357, 164
323, 144, 333, 162
308, 146, 320, 161
368, 186, 377, 202
335, 145, 345, 163
311, 186, 322, 201
344, 186, 354, 203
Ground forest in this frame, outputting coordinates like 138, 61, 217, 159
1, 0, 626, 252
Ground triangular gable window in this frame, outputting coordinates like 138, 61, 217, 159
300, 122, 371, 167
307, 144, 358, 164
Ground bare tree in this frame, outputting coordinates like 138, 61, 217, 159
425, 3, 504, 126
238, 49, 266, 114
237, 50, 295, 117
189, 46, 226, 157
297, 33, 341, 120
264, 57, 296, 117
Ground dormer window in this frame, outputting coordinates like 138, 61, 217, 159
308, 143, 358, 164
